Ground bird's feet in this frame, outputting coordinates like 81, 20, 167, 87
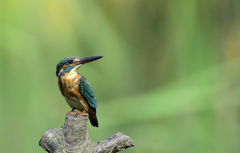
66, 111, 74, 116
66, 108, 76, 116
76, 110, 87, 115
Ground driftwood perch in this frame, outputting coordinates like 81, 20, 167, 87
39, 112, 134, 153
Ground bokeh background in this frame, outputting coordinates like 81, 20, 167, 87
1, 0, 240, 153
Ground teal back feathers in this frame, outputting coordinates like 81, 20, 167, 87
79, 76, 97, 110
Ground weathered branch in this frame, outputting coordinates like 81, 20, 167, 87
39, 112, 134, 153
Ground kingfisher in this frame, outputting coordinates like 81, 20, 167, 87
56, 56, 103, 127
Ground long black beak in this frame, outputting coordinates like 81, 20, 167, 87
79, 56, 103, 64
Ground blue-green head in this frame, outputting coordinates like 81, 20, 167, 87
56, 56, 103, 76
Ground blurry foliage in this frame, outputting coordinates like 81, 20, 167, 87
0, 0, 240, 153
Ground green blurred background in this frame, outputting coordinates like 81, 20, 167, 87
1, 0, 240, 152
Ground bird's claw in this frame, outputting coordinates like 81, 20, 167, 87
76, 110, 87, 115
66, 111, 74, 116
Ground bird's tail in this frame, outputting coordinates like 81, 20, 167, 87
89, 113, 99, 127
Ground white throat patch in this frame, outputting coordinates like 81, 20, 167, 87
70, 64, 82, 73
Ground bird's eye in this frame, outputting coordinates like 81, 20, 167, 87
68, 60, 73, 64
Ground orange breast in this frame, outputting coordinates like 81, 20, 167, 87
58, 72, 81, 100
58, 72, 90, 111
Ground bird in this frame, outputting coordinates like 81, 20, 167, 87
56, 56, 103, 127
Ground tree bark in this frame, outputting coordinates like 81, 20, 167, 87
39, 112, 134, 153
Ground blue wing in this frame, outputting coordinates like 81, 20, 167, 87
79, 75, 97, 110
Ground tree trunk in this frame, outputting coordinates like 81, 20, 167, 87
39, 112, 134, 153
